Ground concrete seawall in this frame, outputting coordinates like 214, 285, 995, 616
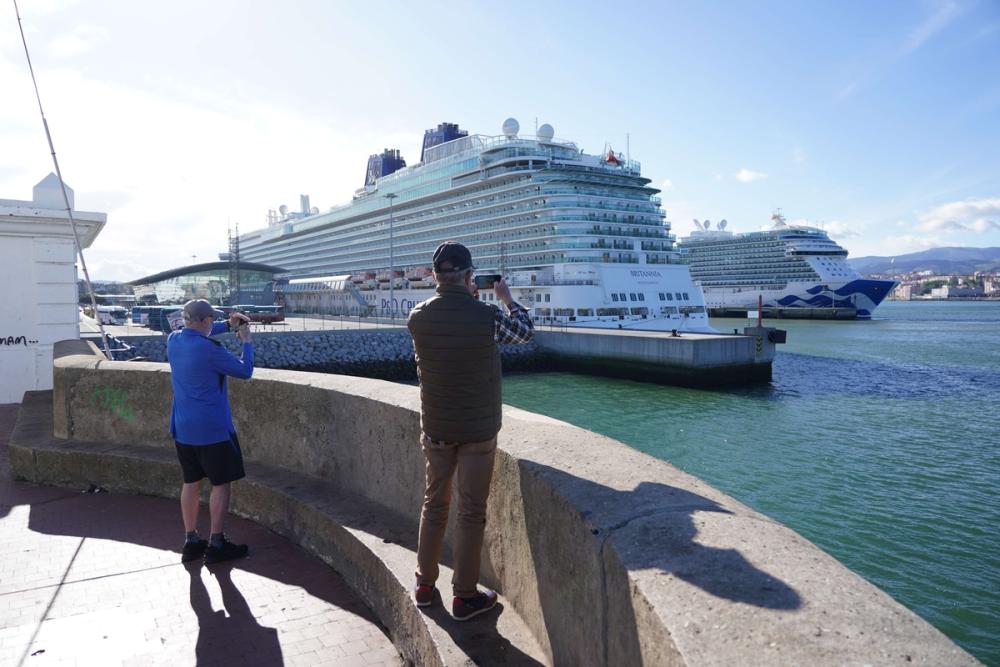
110, 326, 775, 387
110, 330, 545, 381
10, 341, 978, 666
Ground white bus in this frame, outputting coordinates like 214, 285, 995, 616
96, 305, 129, 325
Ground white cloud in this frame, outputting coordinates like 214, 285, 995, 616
837, 2, 963, 100
734, 168, 767, 183
836, 81, 859, 100
0, 54, 411, 282
791, 218, 862, 238
46, 24, 109, 59
917, 197, 1000, 233
659, 179, 673, 190
901, 1, 961, 56
825, 221, 861, 238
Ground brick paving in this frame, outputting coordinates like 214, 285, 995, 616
0, 403, 403, 667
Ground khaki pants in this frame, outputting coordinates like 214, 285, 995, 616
415, 433, 497, 599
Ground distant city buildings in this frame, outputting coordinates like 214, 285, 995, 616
881, 268, 999, 300
929, 285, 984, 298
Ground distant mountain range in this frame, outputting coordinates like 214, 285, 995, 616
848, 247, 1000, 275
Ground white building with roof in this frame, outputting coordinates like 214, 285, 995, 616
0, 174, 106, 403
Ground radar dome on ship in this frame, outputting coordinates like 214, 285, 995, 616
536, 123, 554, 142
502, 118, 519, 138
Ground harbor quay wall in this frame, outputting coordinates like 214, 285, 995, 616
13, 341, 977, 666
110, 330, 545, 380
109, 326, 774, 387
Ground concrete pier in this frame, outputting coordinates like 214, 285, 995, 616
533, 325, 780, 386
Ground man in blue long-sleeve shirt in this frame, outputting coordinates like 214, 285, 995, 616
167, 299, 254, 564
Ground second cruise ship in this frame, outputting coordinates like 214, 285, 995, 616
678, 213, 896, 319
238, 119, 713, 332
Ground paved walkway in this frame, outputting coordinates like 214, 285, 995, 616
0, 404, 403, 667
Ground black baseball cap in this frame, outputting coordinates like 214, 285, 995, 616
432, 241, 475, 273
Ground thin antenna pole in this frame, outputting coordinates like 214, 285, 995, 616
14, 0, 112, 359
626, 133, 630, 163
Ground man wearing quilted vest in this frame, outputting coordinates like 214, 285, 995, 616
407, 241, 534, 621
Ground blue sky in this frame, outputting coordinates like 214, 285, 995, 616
2, 0, 998, 280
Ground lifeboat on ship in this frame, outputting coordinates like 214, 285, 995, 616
406, 266, 435, 288
405, 266, 432, 281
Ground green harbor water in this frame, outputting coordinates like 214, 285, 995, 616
502, 301, 1000, 664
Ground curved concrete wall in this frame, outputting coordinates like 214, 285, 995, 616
44, 345, 976, 666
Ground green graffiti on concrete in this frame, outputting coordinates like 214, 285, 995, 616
91, 385, 136, 422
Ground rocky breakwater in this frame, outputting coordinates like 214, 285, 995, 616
116, 330, 546, 381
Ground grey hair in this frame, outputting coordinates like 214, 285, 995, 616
434, 268, 472, 286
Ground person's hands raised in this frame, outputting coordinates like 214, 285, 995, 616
236, 323, 252, 343
494, 278, 513, 306
229, 311, 250, 330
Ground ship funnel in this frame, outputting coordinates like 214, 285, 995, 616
420, 123, 468, 163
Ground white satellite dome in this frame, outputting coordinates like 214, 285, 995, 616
501, 118, 519, 138
536, 123, 554, 142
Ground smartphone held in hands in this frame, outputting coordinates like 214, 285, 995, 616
474, 274, 502, 290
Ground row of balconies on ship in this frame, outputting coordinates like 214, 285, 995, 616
687, 256, 814, 268
257, 202, 667, 262
271, 172, 662, 246
266, 234, 679, 273
683, 245, 794, 255
383, 200, 664, 238
680, 240, 791, 252
244, 226, 677, 273
271, 253, 652, 280
689, 261, 819, 273
262, 241, 676, 276
244, 215, 674, 268
692, 270, 821, 283
452, 159, 647, 189
379, 178, 661, 228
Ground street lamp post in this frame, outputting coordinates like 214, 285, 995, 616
385, 193, 397, 322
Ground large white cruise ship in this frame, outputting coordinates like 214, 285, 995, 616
678, 213, 896, 319
238, 119, 713, 332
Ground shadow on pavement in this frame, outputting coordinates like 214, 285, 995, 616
20, 489, 382, 628
187, 562, 283, 667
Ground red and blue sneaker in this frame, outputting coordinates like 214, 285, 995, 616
452, 589, 497, 621
414, 584, 435, 607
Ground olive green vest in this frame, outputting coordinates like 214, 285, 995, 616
407, 283, 502, 443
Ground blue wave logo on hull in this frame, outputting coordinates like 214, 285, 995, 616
773, 280, 896, 318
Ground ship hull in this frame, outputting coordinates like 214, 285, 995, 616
700, 279, 897, 319
280, 264, 718, 333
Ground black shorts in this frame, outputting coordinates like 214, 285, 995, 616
175, 434, 246, 486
